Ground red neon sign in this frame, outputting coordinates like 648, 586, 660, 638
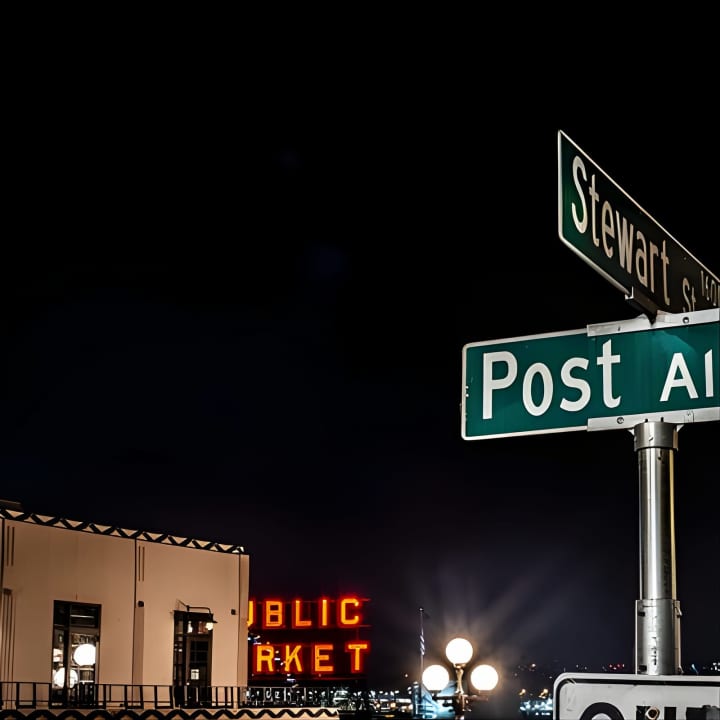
252, 641, 370, 675
248, 595, 371, 680
248, 596, 368, 629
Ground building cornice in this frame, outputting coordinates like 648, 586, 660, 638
0, 505, 246, 554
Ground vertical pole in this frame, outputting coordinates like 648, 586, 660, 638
453, 664, 466, 720
419, 607, 425, 682
417, 607, 426, 719
633, 421, 682, 675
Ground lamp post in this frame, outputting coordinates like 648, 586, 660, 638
422, 637, 498, 720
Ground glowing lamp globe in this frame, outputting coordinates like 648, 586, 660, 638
52, 667, 78, 689
470, 664, 499, 692
422, 664, 450, 692
73, 643, 96, 666
445, 637, 473, 666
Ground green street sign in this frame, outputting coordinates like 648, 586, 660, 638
461, 309, 719, 440
558, 131, 719, 314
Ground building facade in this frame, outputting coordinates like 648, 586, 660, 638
0, 502, 250, 708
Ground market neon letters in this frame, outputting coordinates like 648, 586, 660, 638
248, 595, 371, 678
252, 641, 370, 675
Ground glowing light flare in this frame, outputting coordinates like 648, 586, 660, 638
422, 663, 450, 692
470, 664, 499, 692
445, 637, 473, 665
72, 643, 96, 666
52, 667, 78, 689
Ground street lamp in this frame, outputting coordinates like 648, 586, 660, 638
422, 637, 498, 719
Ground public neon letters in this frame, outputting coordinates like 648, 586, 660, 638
248, 595, 367, 629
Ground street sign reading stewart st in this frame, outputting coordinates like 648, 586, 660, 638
461, 309, 719, 440
558, 131, 719, 315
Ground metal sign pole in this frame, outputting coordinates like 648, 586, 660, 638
633, 420, 683, 675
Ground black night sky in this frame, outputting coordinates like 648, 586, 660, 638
3, 36, 719, 716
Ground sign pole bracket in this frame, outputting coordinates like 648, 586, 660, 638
632, 420, 682, 675
625, 285, 660, 322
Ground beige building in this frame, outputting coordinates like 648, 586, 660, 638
0, 501, 250, 707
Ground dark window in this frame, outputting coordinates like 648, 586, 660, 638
173, 610, 214, 706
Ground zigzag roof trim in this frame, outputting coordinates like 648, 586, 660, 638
0, 506, 246, 554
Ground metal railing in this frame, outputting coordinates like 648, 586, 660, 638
0, 681, 350, 711
0, 682, 245, 710
245, 686, 345, 707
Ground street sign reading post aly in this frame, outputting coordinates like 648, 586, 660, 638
558, 130, 719, 316
461, 309, 719, 440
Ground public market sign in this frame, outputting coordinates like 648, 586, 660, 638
248, 595, 371, 679
558, 131, 719, 314
461, 309, 719, 440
